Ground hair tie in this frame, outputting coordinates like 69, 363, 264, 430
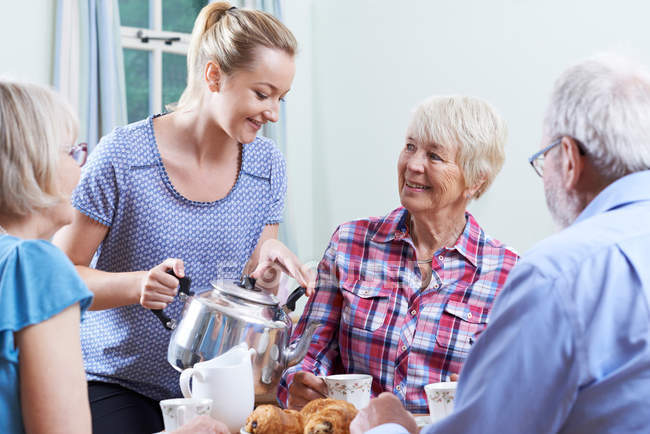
228, 6, 237, 11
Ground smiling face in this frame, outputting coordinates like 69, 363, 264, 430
209, 47, 295, 144
397, 135, 469, 217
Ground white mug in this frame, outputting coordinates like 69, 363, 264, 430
424, 381, 457, 423
159, 397, 212, 432
322, 374, 373, 409
179, 344, 255, 433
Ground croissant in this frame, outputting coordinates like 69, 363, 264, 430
302, 398, 358, 434
245, 405, 303, 434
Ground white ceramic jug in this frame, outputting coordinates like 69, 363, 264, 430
180, 343, 256, 432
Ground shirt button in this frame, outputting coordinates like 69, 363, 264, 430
433, 283, 439, 289
360, 290, 368, 295
439, 255, 444, 261
467, 312, 472, 319
396, 385, 402, 391
411, 309, 417, 316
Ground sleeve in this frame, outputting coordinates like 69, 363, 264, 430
0, 240, 94, 332
71, 131, 122, 227
424, 262, 581, 434
276, 228, 344, 407
265, 146, 287, 225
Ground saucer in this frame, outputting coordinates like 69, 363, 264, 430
415, 415, 431, 427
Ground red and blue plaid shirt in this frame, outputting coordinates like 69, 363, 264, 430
278, 207, 519, 413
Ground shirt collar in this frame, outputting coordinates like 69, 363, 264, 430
574, 170, 650, 224
372, 207, 481, 268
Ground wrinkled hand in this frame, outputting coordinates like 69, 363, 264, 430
350, 392, 419, 434
169, 415, 230, 434
251, 239, 316, 296
288, 371, 328, 410
140, 258, 184, 309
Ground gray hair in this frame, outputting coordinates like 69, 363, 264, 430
0, 79, 78, 216
543, 53, 650, 181
407, 95, 508, 199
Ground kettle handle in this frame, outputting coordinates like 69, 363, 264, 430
283, 286, 307, 312
151, 269, 193, 330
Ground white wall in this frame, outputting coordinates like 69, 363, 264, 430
0, 1, 55, 85
284, 0, 650, 261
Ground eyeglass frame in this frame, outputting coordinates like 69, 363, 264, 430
528, 136, 586, 177
67, 142, 88, 167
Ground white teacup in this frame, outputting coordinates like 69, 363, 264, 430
159, 397, 212, 432
322, 374, 372, 409
180, 344, 255, 433
424, 381, 457, 423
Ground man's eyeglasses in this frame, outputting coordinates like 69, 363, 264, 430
67, 142, 88, 167
528, 137, 586, 177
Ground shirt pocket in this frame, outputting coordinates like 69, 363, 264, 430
435, 300, 488, 355
340, 280, 393, 332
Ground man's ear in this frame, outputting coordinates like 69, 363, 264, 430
205, 61, 221, 92
560, 136, 585, 190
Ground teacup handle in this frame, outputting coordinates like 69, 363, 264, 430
179, 368, 201, 398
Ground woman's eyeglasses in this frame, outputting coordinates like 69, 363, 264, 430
67, 142, 88, 167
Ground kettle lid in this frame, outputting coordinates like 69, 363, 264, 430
210, 276, 279, 306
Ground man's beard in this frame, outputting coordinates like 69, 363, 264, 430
544, 174, 583, 229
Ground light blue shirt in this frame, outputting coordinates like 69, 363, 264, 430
368, 170, 650, 434
0, 237, 93, 434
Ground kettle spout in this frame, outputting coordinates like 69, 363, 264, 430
284, 321, 321, 367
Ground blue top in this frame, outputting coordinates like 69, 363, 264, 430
0, 236, 93, 434
368, 170, 650, 434
72, 115, 287, 400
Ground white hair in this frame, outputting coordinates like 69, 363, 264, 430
407, 95, 508, 199
543, 53, 650, 181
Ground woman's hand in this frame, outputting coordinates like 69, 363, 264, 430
251, 239, 316, 296
140, 258, 185, 309
169, 415, 230, 434
287, 371, 328, 410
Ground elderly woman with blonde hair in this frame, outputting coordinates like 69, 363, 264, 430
0, 80, 229, 434
278, 95, 520, 414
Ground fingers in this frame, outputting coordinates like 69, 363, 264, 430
450, 373, 459, 381
288, 371, 328, 410
140, 258, 184, 309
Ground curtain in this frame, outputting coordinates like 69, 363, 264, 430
54, 0, 127, 151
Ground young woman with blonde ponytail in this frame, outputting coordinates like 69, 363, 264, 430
53, 3, 299, 432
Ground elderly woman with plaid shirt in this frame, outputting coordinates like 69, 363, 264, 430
277, 95, 519, 414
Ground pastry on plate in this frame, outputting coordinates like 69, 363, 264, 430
244, 405, 302, 434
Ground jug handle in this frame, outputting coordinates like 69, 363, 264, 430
283, 286, 307, 313
151, 270, 193, 330
179, 367, 197, 398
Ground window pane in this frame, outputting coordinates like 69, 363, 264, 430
119, 0, 149, 28
124, 49, 150, 123
162, 0, 208, 33
163, 53, 188, 111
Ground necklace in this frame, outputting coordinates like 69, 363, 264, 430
409, 217, 433, 265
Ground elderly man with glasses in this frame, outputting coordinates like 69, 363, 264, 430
351, 53, 650, 433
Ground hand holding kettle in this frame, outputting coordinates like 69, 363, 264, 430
251, 239, 316, 297
139, 258, 185, 309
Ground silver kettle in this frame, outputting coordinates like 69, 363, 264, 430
164, 275, 320, 404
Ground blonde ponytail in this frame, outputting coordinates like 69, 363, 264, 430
172, 2, 297, 112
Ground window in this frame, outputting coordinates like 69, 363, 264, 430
119, 0, 209, 123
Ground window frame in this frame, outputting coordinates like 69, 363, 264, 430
119, 0, 191, 116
